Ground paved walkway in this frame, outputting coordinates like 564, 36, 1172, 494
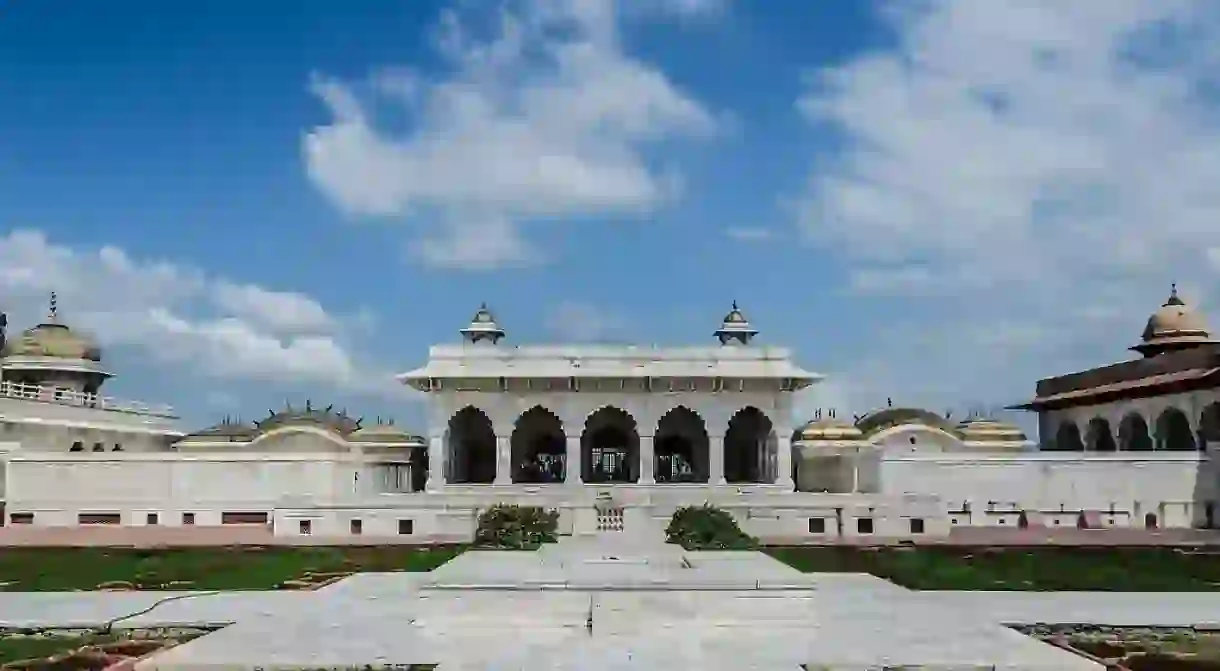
0, 535, 1112, 669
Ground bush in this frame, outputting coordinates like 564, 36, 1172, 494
665, 504, 757, 550
474, 504, 559, 550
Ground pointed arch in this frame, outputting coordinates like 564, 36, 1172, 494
581, 406, 639, 483
725, 406, 775, 483
1053, 421, 1084, 452
1156, 407, 1195, 451
445, 406, 496, 483
1199, 402, 1220, 450
654, 405, 710, 483
1085, 417, 1116, 452
511, 406, 565, 483
1118, 413, 1153, 452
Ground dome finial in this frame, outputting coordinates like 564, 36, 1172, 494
48, 292, 58, 322
461, 302, 506, 344
1166, 283, 1184, 306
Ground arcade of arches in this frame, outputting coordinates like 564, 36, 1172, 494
1051, 402, 1220, 452
441, 404, 780, 486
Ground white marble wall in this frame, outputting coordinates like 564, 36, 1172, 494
426, 390, 796, 491
1041, 388, 1220, 451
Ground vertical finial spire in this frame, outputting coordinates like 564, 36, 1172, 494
48, 292, 58, 322
732, 300, 738, 311
1164, 283, 1185, 307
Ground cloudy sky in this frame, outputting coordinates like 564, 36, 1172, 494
2, 0, 1218, 432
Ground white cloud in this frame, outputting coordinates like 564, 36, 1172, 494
0, 230, 400, 396
211, 282, 334, 335
304, 0, 718, 269
793, 0, 1220, 417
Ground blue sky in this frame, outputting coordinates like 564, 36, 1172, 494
2, 0, 1220, 433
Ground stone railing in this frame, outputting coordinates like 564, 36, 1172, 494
0, 380, 176, 418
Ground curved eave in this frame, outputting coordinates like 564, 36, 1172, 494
397, 367, 822, 391
0, 355, 112, 378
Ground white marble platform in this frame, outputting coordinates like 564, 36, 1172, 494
16, 536, 1220, 668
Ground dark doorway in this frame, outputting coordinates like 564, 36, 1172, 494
1119, 413, 1153, 451
446, 406, 496, 483
511, 406, 566, 483
581, 407, 639, 483
724, 407, 773, 483
654, 406, 709, 483
1156, 408, 1195, 451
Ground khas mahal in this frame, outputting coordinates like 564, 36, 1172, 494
1, 289, 1219, 542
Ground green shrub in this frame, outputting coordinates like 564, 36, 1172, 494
474, 504, 559, 550
665, 504, 757, 550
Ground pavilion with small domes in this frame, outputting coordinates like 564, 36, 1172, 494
0, 289, 1217, 540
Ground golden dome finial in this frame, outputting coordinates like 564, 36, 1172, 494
48, 292, 58, 323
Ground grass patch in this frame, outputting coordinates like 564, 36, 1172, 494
0, 545, 464, 591
765, 546, 1220, 591
0, 633, 122, 665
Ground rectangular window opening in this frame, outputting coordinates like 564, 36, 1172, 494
398, 519, 414, 535
78, 513, 121, 525
909, 518, 925, 534
221, 512, 269, 525
856, 517, 874, 534
182, 512, 196, 526
10, 512, 34, 525
146, 513, 159, 525
299, 520, 312, 536
350, 519, 363, 535
807, 517, 826, 534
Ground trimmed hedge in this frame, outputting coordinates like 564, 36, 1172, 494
474, 504, 559, 550
665, 504, 758, 550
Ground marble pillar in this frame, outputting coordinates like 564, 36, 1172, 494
427, 434, 445, 491
565, 435, 582, 486
494, 436, 511, 484
709, 432, 726, 485
775, 434, 794, 490
638, 435, 654, 484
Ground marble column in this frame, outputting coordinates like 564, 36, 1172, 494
639, 435, 655, 485
709, 433, 726, 485
565, 435, 582, 486
427, 434, 445, 492
775, 434, 794, 490
494, 436, 511, 485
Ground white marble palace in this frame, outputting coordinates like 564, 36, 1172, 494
0, 290, 1218, 541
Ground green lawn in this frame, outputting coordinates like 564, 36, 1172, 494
0, 545, 464, 591
0, 633, 122, 665
766, 546, 1220, 591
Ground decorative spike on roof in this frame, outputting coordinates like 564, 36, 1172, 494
255, 399, 363, 435
460, 302, 506, 345
714, 301, 758, 346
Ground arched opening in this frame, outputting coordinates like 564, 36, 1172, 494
1085, 418, 1117, 452
724, 407, 774, 483
511, 406, 566, 483
581, 407, 639, 484
1119, 413, 1153, 451
654, 406, 709, 483
1144, 512, 1159, 529
1198, 403, 1220, 451
1054, 421, 1084, 451
1156, 407, 1195, 451
445, 406, 496, 484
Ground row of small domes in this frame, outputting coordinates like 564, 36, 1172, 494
796, 414, 1027, 446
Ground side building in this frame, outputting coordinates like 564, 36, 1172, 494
0, 293, 1215, 541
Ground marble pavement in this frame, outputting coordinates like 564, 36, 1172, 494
4, 536, 1218, 669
